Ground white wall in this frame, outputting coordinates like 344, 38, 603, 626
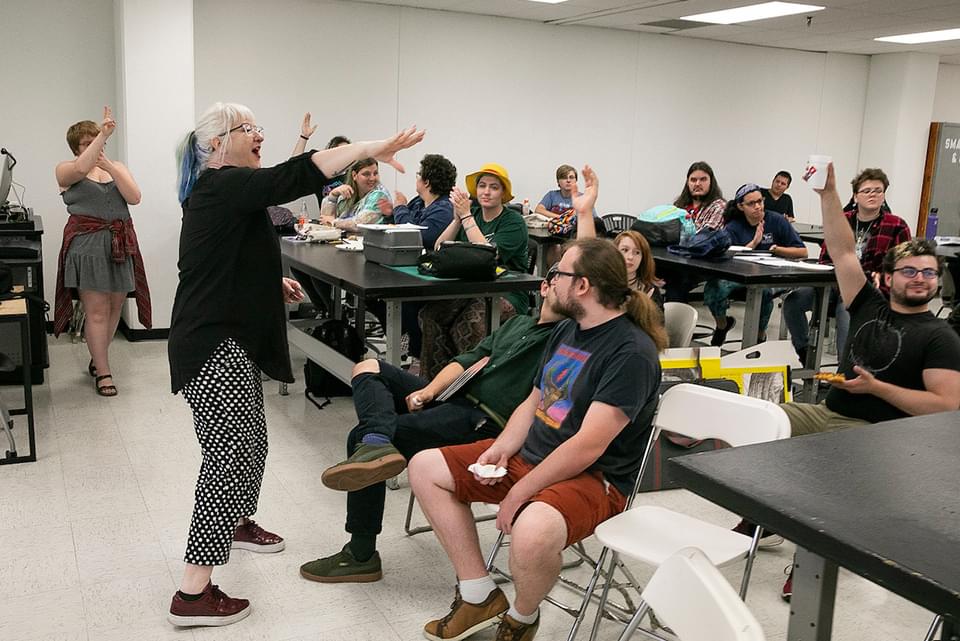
195, 0, 870, 227
933, 63, 960, 123
0, 0, 116, 309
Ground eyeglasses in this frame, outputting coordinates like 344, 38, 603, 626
857, 188, 884, 195
742, 198, 764, 208
892, 266, 939, 279
546, 264, 580, 284
222, 123, 264, 137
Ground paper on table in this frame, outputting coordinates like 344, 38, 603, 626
733, 255, 834, 270
357, 223, 428, 233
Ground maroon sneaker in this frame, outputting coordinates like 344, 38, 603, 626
233, 519, 285, 553
168, 582, 251, 627
781, 565, 794, 602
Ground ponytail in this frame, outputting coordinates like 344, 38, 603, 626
176, 131, 201, 204
624, 289, 668, 352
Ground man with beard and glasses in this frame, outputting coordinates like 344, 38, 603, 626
779, 163, 960, 435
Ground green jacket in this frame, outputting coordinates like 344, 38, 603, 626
456, 204, 530, 315
453, 314, 557, 428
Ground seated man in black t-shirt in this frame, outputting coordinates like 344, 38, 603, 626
408, 238, 667, 641
780, 163, 960, 435
759, 170, 795, 222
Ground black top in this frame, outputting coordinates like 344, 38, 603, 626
521, 315, 661, 497
826, 284, 960, 422
168, 153, 329, 393
759, 188, 794, 219
670, 411, 960, 621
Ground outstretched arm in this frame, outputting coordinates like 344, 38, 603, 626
817, 163, 866, 306
55, 106, 114, 190
310, 126, 425, 178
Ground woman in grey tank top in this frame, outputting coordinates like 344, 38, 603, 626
55, 107, 142, 396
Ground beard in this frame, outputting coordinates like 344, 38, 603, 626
549, 293, 585, 321
891, 286, 937, 308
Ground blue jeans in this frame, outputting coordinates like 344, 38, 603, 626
703, 279, 775, 334
345, 362, 498, 536
781, 287, 849, 355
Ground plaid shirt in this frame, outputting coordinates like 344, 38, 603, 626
685, 197, 726, 231
820, 209, 911, 290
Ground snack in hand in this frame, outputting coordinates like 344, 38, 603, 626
813, 372, 846, 383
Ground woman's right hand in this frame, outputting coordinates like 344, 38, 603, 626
329, 184, 354, 200
451, 187, 472, 220
368, 126, 426, 174
101, 105, 116, 139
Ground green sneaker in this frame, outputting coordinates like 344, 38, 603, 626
321, 442, 407, 491
300, 544, 383, 583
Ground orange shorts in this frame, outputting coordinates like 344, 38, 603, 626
439, 439, 627, 548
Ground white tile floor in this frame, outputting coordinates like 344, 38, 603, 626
0, 310, 941, 641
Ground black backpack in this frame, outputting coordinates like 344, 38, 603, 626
304, 319, 365, 410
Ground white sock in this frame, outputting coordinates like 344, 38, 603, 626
459, 575, 497, 604
507, 605, 539, 625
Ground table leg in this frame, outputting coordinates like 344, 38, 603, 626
801, 286, 831, 402
385, 301, 402, 366
940, 619, 958, 641
331, 285, 342, 320
490, 296, 502, 332
787, 547, 837, 641
742, 287, 763, 348
21, 315, 35, 462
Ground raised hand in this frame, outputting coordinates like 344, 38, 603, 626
450, 187, 472, 220
300, 112, 317, 139
368, 126, 426, 174
571, 164, 599, 214
814, 162, 837, 195
101, 105, 116, 139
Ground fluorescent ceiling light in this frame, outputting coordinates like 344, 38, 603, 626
683, 2, 824, 25
875, 28, 960, 44
526, 0, 569, 3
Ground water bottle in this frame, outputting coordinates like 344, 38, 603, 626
522, 198, 530, 215
680, 214, 695, 247
925, 207, 939, 241
297, 202, 308, 238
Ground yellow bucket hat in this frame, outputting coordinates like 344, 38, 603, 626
466, 163, 513, 203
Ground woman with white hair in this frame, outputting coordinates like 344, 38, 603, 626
168, 101, 422, 627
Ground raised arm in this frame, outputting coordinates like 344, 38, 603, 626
290, 112, 317, 157
55, 106, 114, 190
574, 165, 599, 240
310, 126, 424, 178
818, 163, 866, 305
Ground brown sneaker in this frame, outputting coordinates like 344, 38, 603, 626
423, 586, 509, 641
167, 582, 251, 627
232, 519, 285, 553
495, 613, 540, 641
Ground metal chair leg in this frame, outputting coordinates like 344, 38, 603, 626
924, 615, 943, 641
738, 525, 763, 599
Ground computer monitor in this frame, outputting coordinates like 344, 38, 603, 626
0, 148, 15, 209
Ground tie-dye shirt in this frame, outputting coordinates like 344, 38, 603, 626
335, 183, 393, 225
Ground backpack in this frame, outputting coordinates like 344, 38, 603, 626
631, 205, 696, 246
303, 318, 365, 410
667, 227, 732, 260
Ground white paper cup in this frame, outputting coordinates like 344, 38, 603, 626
803, 155, 832, 190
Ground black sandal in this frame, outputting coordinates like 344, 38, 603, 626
88, 360, 97, 377
95, 374, 118, 397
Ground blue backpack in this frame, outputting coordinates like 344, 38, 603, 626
667, 228, 732, 260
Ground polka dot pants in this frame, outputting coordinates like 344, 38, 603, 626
181, 338, 267, 566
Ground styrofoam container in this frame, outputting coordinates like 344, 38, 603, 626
360, 227, 423, 248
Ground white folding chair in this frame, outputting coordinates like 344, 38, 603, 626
570, 383, 790, 641
663, 302, 698, 348
615, 547, 766, 641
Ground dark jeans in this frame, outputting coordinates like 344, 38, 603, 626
346, 362, 498, 536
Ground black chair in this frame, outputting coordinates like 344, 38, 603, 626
601, 212, 635, 236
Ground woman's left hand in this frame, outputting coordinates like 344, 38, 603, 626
95, 151, 114, 174
282, 277, 305, 304
300, 112, 317, 140
451, 187, 472, 220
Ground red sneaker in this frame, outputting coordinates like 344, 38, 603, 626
233, 519, 285, 553
781, 565, 794, 602
168, 582, 251, 627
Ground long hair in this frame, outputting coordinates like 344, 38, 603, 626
674, 161, 723, 209
176, 102, 255, 204
614, 230, 656, 289
570, 238, 668, 351
339, 157, 378, 214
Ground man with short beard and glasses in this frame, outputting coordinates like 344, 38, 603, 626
778, 163, 960, 436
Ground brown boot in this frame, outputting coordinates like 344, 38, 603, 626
423, 586, 509, 641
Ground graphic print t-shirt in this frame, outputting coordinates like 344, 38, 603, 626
520, 315, 661, 497
826, 284, 960, 423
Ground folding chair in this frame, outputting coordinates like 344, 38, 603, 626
601, 212, 636, 236
614, 547, 766, 641
663, 302, 698, 348
570, 383, 790, 641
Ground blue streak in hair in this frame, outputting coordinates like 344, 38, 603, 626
177, 132, 202, 204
